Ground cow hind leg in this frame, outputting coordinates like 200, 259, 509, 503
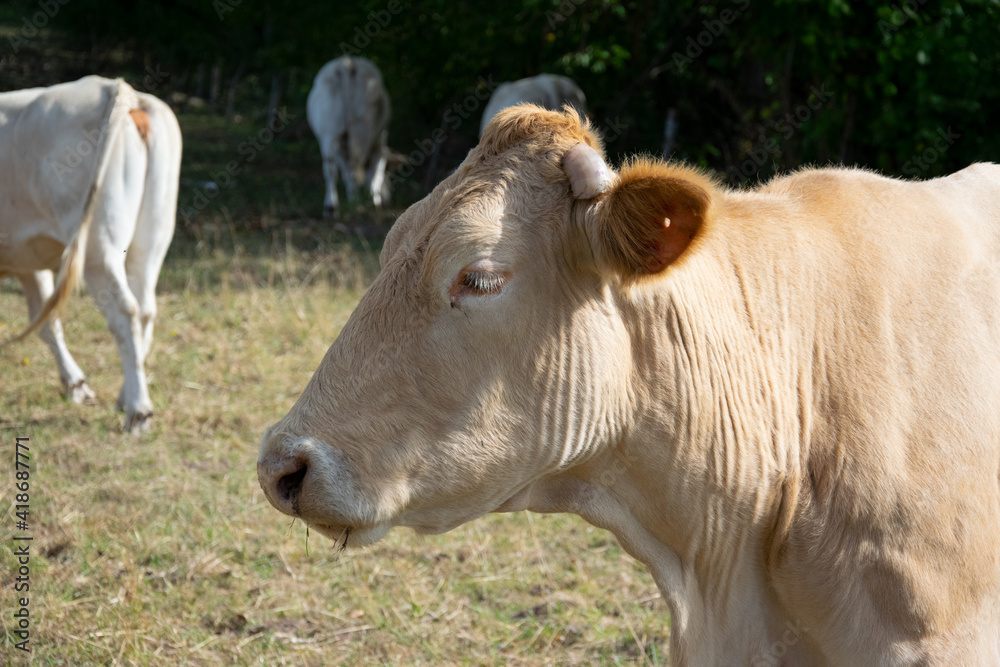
366, 152, 388, 209
342, 169, 358, 206
84, 260, 153, 432
321, 155, 340, 218
17, 270, 96, 404
332, 137, 358, 207
126, 208, 174, 360
128, 95, 180, 360
125, 238, 168, 360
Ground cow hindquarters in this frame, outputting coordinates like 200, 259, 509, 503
126, 97, 181, 358
17, 270, 95, 403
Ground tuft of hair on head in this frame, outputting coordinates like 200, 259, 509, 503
478, 103, 604, 160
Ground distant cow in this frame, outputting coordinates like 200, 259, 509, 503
258, 105, 1000, 663
307, 57, 391, 217
0, 76, 182, 432
479, 74, 585, 136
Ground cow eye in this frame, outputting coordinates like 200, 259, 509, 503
450, 264, 510, 306
461, 271, 506, 295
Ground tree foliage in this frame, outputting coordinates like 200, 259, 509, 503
10, 0, 1000, 186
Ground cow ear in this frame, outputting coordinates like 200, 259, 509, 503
582, 156, 714, 277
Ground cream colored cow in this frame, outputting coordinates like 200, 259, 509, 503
258, 105, 1000, 665
479, 74, 586, 136
307, 56, 391, 217
1, 76, 182, 432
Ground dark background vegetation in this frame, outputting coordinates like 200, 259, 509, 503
2, 0, 999, 226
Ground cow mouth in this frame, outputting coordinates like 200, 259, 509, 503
308, 520, 390, 548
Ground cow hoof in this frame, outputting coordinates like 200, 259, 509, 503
124, 409, 154, 433
66, 380, 96, 404
323, 206, 338, 219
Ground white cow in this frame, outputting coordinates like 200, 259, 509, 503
307, 56, 391, 217
479, 74, 586, 136
0, 76, 182, 432
259, 105, 1000, 664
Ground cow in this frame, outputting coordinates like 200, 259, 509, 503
257, 105, 1000, 664
478, 74, 586, 136
307, 56, 391, 218
0, 76, 182, 432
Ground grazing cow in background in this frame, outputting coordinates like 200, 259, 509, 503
0, 75, 182, 432
307, 56, 391, 217
478, 74, 586, 136
258, 104, 1000, 664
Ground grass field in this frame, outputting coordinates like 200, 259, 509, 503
1, 219, 670, 664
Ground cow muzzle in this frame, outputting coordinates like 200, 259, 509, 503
257, 442, 310, 518
258, 432, 354, 521
256, 431, 391, 547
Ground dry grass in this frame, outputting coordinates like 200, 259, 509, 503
0, 235, 669, 665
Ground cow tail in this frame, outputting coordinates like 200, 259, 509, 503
2, 79, 127, 346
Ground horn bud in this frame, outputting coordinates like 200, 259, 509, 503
562, 143, 612, 199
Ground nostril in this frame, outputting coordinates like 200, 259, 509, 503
276, 464, 307, 504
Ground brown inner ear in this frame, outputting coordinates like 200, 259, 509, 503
601, 172, 710, 276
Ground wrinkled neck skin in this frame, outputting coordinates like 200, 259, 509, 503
501, 242, 821, 665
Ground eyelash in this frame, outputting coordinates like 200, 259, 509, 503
461, 271, 506, 295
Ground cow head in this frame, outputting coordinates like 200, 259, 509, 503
258, 104, 716, 547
